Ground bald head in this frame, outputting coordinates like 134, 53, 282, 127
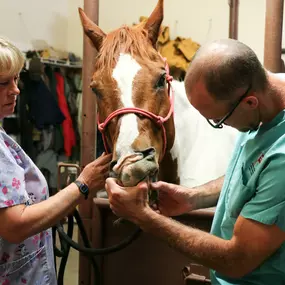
185, 39, 267, 100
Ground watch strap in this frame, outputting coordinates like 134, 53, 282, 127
74, 180, 89, 200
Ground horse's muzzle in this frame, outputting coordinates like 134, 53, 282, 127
110, 147, 159, 186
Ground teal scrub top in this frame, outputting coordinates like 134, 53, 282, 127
211, 108, 285, 285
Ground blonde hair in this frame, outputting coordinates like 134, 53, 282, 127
0, 37, 25, 77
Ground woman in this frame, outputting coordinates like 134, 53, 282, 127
0, 37, 111, 284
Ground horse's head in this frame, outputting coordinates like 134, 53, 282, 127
79, 0, 175, 187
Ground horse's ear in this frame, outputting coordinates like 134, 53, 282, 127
78, 8, 106, 51
144, 0, 164, 47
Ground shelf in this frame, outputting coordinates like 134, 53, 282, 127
40, 58, 82, 69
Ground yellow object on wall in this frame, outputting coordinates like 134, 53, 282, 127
138, 16, 200, 79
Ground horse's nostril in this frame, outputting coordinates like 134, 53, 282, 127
110, 160, 117, 170
140, 147, 156, 158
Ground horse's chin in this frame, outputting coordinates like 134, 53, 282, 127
110, 153, 159, 187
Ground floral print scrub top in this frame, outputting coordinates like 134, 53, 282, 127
0, 129, 57, 285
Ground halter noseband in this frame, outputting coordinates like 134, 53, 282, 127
97, 57, 174, 161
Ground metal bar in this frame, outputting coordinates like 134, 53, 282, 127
228, 0, 239, 39
264, 0, 284, 72
79, 0, 99, 283
57, 162, 81, 190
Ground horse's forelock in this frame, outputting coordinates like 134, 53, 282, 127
95, 25, 160, 72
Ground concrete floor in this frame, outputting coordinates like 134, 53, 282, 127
56, 224, 79, 285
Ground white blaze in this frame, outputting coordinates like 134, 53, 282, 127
112, 53, 141, 157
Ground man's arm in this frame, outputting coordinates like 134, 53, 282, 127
150, 176, 224, 216
135, 209, 285, 278
193, 175, 224, 209
106, 178, 284, 277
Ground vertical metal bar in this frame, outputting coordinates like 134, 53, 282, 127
264, 0, 284, 72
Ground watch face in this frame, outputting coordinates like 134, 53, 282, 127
81, 184, 89, 193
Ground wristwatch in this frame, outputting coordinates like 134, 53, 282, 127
74, 180, 89, 200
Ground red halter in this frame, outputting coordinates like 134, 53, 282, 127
97, 57, 174, 161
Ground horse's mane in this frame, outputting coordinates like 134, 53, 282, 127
96, 23, 160, 71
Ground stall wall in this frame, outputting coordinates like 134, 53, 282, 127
68, 0, 268, 61
0, 0, 69, 51
1, 0, 284, 63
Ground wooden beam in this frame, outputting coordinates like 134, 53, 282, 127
79, 0, 99, 284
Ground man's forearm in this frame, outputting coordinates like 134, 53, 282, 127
193, 176, 224, 210
136, 208, 239, 278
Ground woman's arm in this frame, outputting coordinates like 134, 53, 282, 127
0, 182, 83, 243
0, 153, 111, 243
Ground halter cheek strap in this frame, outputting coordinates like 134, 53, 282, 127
97, 57, 174, 161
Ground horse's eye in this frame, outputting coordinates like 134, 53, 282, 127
155, 73, 166, 89
92, 87, 102, 99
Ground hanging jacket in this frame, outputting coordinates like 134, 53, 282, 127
20, 71, 65, 130
55, 72, 76, 157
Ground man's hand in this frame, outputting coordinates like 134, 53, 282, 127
150, 181, 198, 216
105, 178, 152, 223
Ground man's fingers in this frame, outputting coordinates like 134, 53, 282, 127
149, 181, 167, 191
105, 177, 121, 195
137, 181, 149, 191
106, 177, 120, 187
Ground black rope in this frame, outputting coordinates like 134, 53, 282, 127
54, 208, 142, 285
57, 214, 73, 285
71, 211, 101, 285
56, 208, 142, 255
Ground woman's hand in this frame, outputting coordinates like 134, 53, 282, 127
78, 153, 112, 195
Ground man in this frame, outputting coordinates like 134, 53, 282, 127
105, 39, 285, 284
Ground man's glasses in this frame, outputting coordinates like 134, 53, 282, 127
206, 85, 251, 129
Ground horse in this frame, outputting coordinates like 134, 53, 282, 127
78, 0, 238, 189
